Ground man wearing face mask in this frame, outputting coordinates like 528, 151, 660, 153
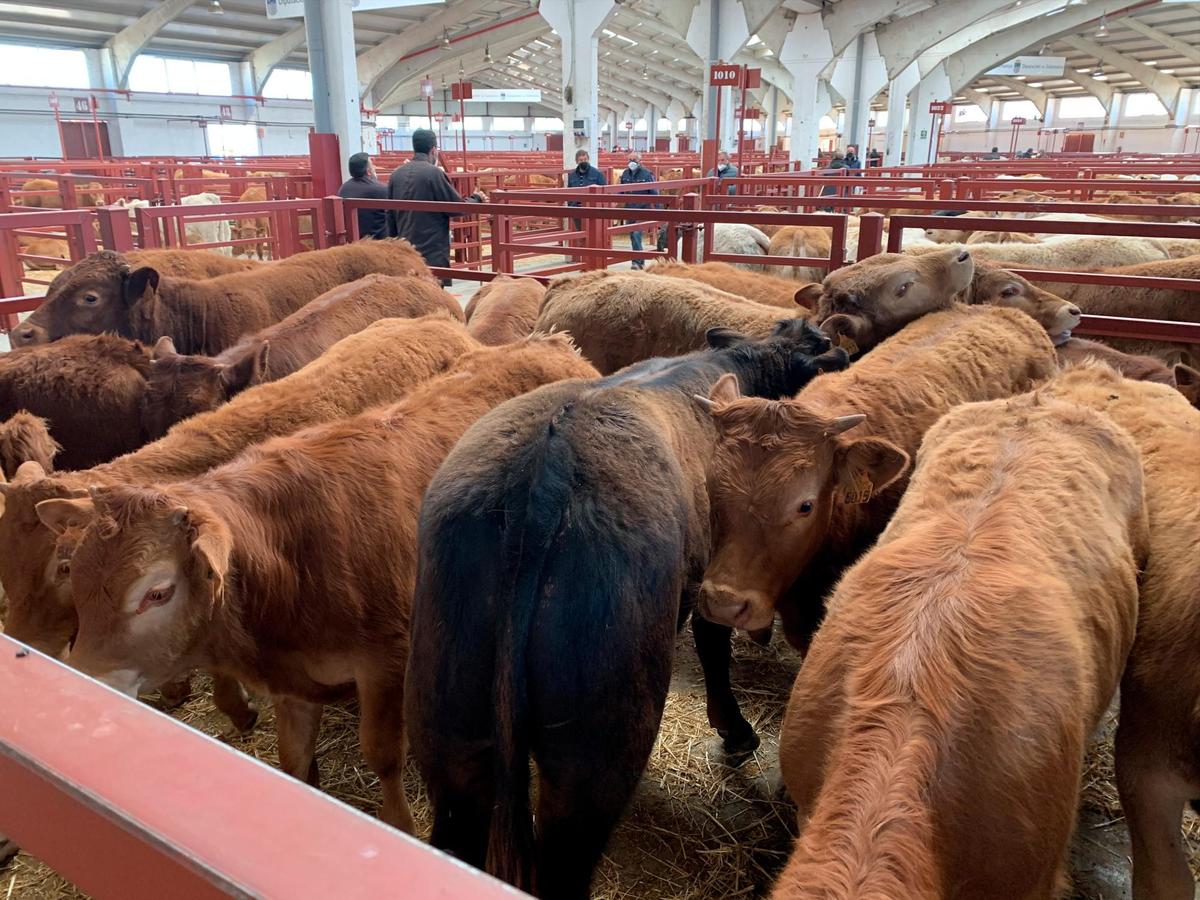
618, 151, 658, 269
706, 150, 739, 196
566, 148, 607, 233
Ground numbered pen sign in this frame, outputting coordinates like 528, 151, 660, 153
927, 101, 952, 115
710, 64, 741, 86
1010, 117, 1027, 126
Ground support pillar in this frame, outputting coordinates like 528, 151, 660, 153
92, 50, 128, 157
647, 103, 658, 151
606, 109, 618, 150
686, 0, 750, 147
780, 12, 833, 171
883, 62, 917, 166
831, 32, 886, 154
1103, 93, 1124, 152
764, 84, 779, 150
304, 0, 361, 169
906, 64, 952, 167
1169, 89, 1192, 153
539, 0, 615, 169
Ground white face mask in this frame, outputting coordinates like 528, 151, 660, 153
627, 161, 639, 172
717, 163, 728, 172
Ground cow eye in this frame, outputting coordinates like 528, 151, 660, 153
82, 293, 99, 305
797, 500, 815, 517
1000, 286, 1019, 298
57, 560, 70, 577
136, 583, 176, 614
896, 282, 911, 297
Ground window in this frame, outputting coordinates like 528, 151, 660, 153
128, 55, 232, 95
533, 117, 563, 131
407, 116, 431, 130
740, 119, 761, 134
1001, 100, 1038, 120
677, 118, 690, 131
1057, 96, 1106, 119
1123, 92, 1167, 117
376, 115, 400, 130
658, 117, 672, 131
0, 43, 89, 89
208, 122, 258, 156
633, 118, 648, 132
447, 116, 482, 130
492, 116, 525, 130
870, 110, 888, 128
954, 104, 987, 123
261, 67, 313, 100
819, 115, 837, 131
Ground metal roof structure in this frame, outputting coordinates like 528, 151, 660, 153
0, 0, 1197, 117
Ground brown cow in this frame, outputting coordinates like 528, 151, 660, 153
1039, 364, 1200, 900
46, 334, 598, 834
463, 276, 546, 345
17, 240, 433, 355
794, 246, 975, 354
9, 249, 260, 348
767, 226, 833, 282
645, 261, 811, 309
15, 178, 60, 208
963, 259, 1081, 345
694, 306, 1058, 746
0, 412, 59, 479
772, 390, 1145, 899
0, 315, 473, 670
141, 274, 463, 437
534, 270, 809, 374
1056, 337, 1200, 407
233, 184, 270, 259
0, 334, 154, 470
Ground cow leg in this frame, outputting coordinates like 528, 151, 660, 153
0, 835, 18, 868
357, 671, 413, 834
157, 674, 193, 709
211, 672, 258, 736
274, 695, 323, 787
427, 753, 494, 869
1116, 732, 1195, 900
692, 614, 759, 755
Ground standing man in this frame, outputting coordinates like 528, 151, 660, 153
618, 151, 657, 269
707, 150, 739, 195
337, 152, 389, 240
843, 144, 862, 171
566, 148, 606, 233
387, 128, 484, 283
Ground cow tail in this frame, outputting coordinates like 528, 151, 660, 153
485, 418, 574, 891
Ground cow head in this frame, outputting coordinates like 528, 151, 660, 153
694, 378, 908, 630
703, 319, 850, 398
797, 247, 974, 354
0, 463, 89, 656
142, 337, 269, 439
9, 251, 158, 347
61, 484, 230, 696
966, 262, 1081, 345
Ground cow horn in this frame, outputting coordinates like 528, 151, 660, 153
829, 414, 866, 434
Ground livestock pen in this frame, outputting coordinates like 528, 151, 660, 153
3, 169, 1200, 899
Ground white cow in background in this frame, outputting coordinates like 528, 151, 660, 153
180, 192, 232, 256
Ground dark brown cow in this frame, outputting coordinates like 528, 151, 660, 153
0, 412, 59, 479
141, 274, 463, 437
463, 276, 546, 345
694, 306, 1058, 746
1057, 337, 1200, 407
15, 240, 434, 355
0, 334, 153, 470
46, 335, 598, 835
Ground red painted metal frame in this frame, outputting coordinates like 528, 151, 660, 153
0, 634, 528, 899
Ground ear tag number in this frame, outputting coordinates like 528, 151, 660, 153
840, 471, 874, 505
835, 334, 859, 356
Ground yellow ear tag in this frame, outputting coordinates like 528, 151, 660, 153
835, 334, 859, 356
840, 471, 874, 505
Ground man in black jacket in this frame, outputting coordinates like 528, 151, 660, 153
387, 128, 483, 280
337, 152, 389, 240
567, 148, 606, 232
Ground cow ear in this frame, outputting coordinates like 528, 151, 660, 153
35, 497, 96, 536
693, 373, 741, 413
1175, 363, 1200, 407
834, 438, 909, 504
125, 267, 160, 305
220, 341, 269, 396
795, 283, 822, 310
192, 524, 231, 606
12, 460, 47, 485
705, 326, 745, 349
152, 336, 178, 360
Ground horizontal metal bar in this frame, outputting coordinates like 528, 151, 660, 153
1076, 314, 1200, 343
0, 634, 527, 900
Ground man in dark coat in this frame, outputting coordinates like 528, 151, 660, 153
387, 128, 483, 281
567, 148, 606, 233
618, 151, 658, 269
337, 152, 389, 240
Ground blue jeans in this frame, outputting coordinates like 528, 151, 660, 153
629, 229, 644, 268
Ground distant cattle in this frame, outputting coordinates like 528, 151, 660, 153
233, 185, 270, 259
535, 270, 810, 374
0, 316, 472, 672
463, 276, 545, 345
646, 261, 810, 309
408, 321, 846, 897
708, 223, 771, 271
48, 334, 597, 836
767, 226, 834, 282
696, 306, 1058, 748
18, 240, 434, 355
772, 390, 1145, 899
0, 334, 154, 470
946, 235, 1171, 270
1041, 364, 1200, 900
180, 191, 233, 256
0, 412, 59, 479
141, 274, 463, 437
796, 246, 975, 353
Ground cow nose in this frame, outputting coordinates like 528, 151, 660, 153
1067, 306, 1081, 319
956, 250, 971, 263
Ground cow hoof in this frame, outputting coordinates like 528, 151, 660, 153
0, 835, 19, 868
748, 624, 774, 647
229, 706, 259, 736
157, 678, 193, 709
719, 726, 761, 759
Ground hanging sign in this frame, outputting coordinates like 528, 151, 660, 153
710, 64, 741, 85
928, 101, 952, 115
73, 97, 92, 113
266, 0, 442, 18
450, 81, 473, 100
420, 78, 434, 98
219, 104, 233, 119
741, 67, 761, 89
1011, 117, 1027, 126
987, 56, 1066, 77
469, 88, 541, 102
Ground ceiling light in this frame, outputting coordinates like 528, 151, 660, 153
641, 65, 649, 79
1038, 44, 1049, 55
209, 0, 223, 12
483, 43, 492, 63
1030, 81, 1043, 87
1096, 14, 1108, 36
1093, 73, 1107, 81
1161, 68, 1176, 74
1143, 60, 1156, 66
441, 29, 452, 50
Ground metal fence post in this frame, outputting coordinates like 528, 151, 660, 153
680, 192, 700, 265
96, 205, 135, 252
855, 213, 885, 261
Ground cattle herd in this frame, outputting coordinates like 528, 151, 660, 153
0, 230, 1198, 900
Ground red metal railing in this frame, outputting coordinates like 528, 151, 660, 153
0, 634, 526, 900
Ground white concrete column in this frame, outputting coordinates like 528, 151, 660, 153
647, 103, 658, 151
831, 31, 887, 154
1169, 88, 1192, 152
686, 0, 750, 144
539, 0, 615, 168
304, 0, 361, 159
780, 12, 834, 170
606, 109, 618, 150
764, 84, 780, 150
1103, 92, 1124, 152
906, 64, 952, 167
883, 62, 918, 166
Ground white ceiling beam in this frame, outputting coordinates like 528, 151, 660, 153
357, 0, 494, 94
960, 86, 995, 116
877, 0, 1034, 80
107, 0, 196, 88
914, 0, 1066, 79
823, 0, 935, 56
1058, 69, 1114, 109
1121, 18, 1200, 67
1060, 33, 1184, 112
991, 75, 1049, 116
247, 25, 306, 94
